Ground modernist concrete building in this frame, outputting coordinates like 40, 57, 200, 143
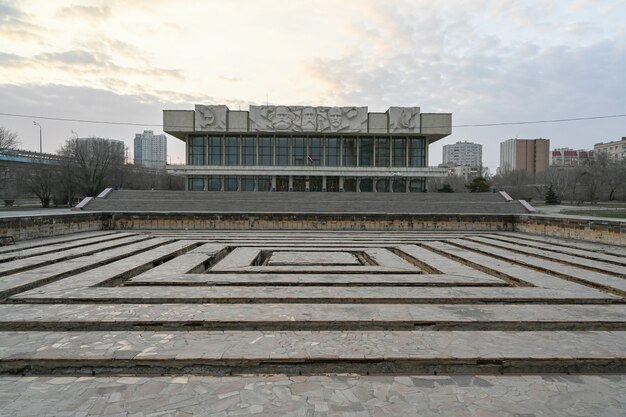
134, 130, 167, 170
164, 105, 451, 192
442, 141, 482, 168
594, 137, 626, 161
499, 138, 550, 175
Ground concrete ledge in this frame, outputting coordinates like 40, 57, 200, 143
517, 214, 626, 246
1, 211, 624, 246
71, 197, 93, 211
96, 188, 113, 199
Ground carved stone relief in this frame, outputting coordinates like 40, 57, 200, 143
195, 105, 227, 131
249, 105, 367, 132
389, 107, 420, 133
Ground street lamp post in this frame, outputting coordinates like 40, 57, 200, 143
33, 121, 42, 153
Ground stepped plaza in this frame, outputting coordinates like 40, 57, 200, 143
0, 189, 624, 416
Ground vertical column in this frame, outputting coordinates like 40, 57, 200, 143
288, 176, 293, 192
322, 176, 327, 192
339, 176, 344, 191
271, 175, 277, 191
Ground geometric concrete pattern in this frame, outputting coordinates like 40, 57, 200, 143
0, 230, 625, 415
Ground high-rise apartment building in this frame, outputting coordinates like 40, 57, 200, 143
594, 137, 626, 161
499, 138, 550, 175
551, 148, 591, 167
134, 130, 167, 169
442, 141, 482, 168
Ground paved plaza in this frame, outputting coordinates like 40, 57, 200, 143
0, 229, 624, 415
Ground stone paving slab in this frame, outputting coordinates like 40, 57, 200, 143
0, 234, 150, 276
127, 272, 507, 286
497, 231, 626, 257
0, 330, 624, 375
0, 232, 137, 262
0, 238, 174, 299
448, 238, 626, 295
468, 236, 626, 275
420, 241, 607, 291
10, 286, 618, 304
0, 230, 118, 255
0, 374, 624, 417
0, 303, 624, 331
486, 233, 626, 265
268, 251, 361, 266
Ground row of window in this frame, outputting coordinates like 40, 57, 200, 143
187, 135, 426, 168
187, 175, 426, 193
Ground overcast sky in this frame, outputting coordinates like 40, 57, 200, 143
1, 0, 625, 171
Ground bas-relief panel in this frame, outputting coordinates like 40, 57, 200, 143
250, 106, 368, 133
389, 107, 420, 133
195, 105, 228, 131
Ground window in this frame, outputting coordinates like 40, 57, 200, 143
188, 175, 204, 191
409, 178, 425, 192
392, 178, 406, 192
343, 177, 357, 192
188, 136, 206, 166
359, 137, 373, 167
408, 138, 426, 167
208, 136, 222, 165
225, 137, 240, 166
326, 137, 339, 167
376, 178, 389, 192
259, 137, 273, 166
241, 176, 256, 191
207, 176, 221, 191
392, 138, 406, 167
242, 136, 257, 166
258, 176, 272, 191
276, 137, 290, 166
309, 138, 322, 166
359, 178, 373, 192
343, 138, 357, 167
293, 137, 306, 166
375, 138, 389, 167
224, 176, 238, 191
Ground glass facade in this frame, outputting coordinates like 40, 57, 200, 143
188, 136, 206, 166
185, 134, 429, 192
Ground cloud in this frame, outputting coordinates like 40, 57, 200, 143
56, 5, 111, 20
0, 0, 41, 41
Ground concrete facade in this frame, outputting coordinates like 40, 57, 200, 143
442, 141, 482, 168
594, 137, 626, 161
551, 148, 592, 167
164, 104, 452, 192
499, 138, 550, 175
133, 130, 167, 170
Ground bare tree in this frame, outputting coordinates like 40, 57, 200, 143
0, 126, 20, 149
23, 165, 55, 208
59, 138, 125, 197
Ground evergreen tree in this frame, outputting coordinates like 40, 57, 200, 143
465, 176, 490, 193
545, 183, 560, 205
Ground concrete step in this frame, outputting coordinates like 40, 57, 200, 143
1, 330, 624, 375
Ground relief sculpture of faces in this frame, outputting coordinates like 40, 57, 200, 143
271, 106, 293, 130
327, 107, 343, 130
301, 107, 317, 131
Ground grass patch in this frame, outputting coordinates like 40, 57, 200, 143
561, 210, 626, 219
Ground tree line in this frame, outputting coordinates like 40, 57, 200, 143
1, 131, 183, 207
428, 152, 626, 203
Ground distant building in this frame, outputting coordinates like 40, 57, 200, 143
442, 141, 482, 168
134, 130, 167, 169
499, 138, 550, 175
594, 137, 626, 161
551, 148, 591, 167
438, 162, 479, 180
